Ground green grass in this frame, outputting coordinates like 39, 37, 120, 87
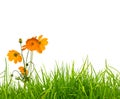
1, 58, 120, 99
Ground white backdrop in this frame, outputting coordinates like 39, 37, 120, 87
0, 0, 120, 74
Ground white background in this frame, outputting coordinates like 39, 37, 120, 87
0, 0, 120, 74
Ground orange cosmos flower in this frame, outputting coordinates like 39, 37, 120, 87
22, 37, 39, 51
18, 66, 28, 75
7, 50, 22, 64
37, 35, 48, 53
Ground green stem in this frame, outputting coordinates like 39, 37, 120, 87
30, 51, 33, 68
19, 43, 26, 68
26, 50, 30, 64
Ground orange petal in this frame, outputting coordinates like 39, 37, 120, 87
38, 35, 43, 40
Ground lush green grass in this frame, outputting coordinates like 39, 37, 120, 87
1, 58, 120, 99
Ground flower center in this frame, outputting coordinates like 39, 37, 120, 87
31, 42, 34, 46
14, 53, 18, 57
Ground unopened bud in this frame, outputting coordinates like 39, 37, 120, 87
11, 74, 13, 77
26, 63, 28, 66
15, 77, 20, 80
19, 38, 22, 44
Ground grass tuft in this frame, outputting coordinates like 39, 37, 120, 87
0, 58, 120, 99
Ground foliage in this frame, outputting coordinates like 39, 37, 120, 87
0, 35, 120, 99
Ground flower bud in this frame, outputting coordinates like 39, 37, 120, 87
19, 38, 22, 44
26, 63, 28, 66
15, 77, 20, 80
11, 74, 13, 77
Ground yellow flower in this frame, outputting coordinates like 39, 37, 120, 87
7, 50, 22, 64
22, 37, 39, 51
18, 66, 28, 75
37, 35, 48, 53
